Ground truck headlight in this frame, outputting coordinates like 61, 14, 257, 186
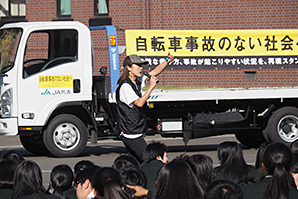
1, 89, 12, 117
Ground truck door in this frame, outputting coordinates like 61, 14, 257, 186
18, 27, 90, 127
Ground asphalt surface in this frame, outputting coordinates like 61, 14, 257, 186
0, 134, 258, 186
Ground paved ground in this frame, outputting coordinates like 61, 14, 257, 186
0, 134, 258, 186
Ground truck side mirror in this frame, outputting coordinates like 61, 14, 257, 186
100, 67, 107, 76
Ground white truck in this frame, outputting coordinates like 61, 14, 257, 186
0, 21, 298, 157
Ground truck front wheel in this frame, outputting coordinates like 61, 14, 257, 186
43, 114, 88, 157
20, 134, 49, 155
263, 106, 298, 146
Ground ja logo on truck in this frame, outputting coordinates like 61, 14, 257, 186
41, 89, 51, 95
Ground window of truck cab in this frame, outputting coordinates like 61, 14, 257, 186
0, 28, 22, 74
23, 29, 78, 78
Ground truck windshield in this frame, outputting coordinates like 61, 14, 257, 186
0, 28, 22, 73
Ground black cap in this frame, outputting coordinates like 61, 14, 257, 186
129, 54, 149, 65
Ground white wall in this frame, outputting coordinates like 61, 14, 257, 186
0, 0, 9, 17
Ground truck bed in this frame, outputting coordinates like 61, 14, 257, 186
109, 86, 298, 103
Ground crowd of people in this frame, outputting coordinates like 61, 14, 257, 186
0, 140, 298, 199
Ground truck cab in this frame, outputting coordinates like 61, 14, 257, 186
0, 21, 94, 156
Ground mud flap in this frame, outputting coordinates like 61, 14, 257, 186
183, 113, 194, 145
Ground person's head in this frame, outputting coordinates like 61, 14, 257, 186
153, 158, 204, 199
12, 160, 46, 199
49, 164, 74, 199
92, 167, 130, 199
0, 159, 18, 189
204, 180, 243, 199
261, 142, 293, 199
75, 165, 100, 199
143, 141, 169, 164
217, 141, 244, 166
255, 142, 271, 169
262, 142, 293, 176
290, 139, 298, 153
291, 153, 298, 188
1, 150, 25, 165
112, 155, 140, 171
74, 160, 94, 176
119, 165, 146, 198
292, 153, 298, 174
216, 141, 251, 183
186, 154, 213, 190
118, 54, 148, 84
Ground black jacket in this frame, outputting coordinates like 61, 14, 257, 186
116, 78, 147, 135
141, 160, 165, 191
16, 193, 61, 199
0, 188, 12, 199
242, 177, 298, 199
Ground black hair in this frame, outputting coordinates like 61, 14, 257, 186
204, 180, 243, 199
117, 56, 132, 85
112, 155, 140, 171
48, 164, 74, 199
290, 139, 298, 153
11, 160, 47, 199
143, 141, 168, 163
261, 142, 293, 199
1, 150, 25, 165
255, 142, 271, 169
186, 154, 213, 190
153, 158, 204, 199
74, 165, 100, 186
74, 160, 94, 176
92, 167, 131, 199
292, 153, 298, 173
291, 153, 298, 188
215, 141, 253, 184
119, 165, 146, 199
0, 159, 18, 189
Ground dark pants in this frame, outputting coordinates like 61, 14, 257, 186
121, 135, 147, 163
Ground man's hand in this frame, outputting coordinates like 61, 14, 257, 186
126, 185, 149, 197
167, 52, 174, 63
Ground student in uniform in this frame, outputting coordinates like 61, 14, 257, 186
152, 158, 204, 199
242, 142, 298, 199
186, 154, 214, 190
75, 165, 100, 199
141, 141, 169, 191
214, 141, 253, 184
48, 164, 76, 199
11, 160, 60, 199
0, 160, 18, 199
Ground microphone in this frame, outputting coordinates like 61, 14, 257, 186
143, 71, 159, 83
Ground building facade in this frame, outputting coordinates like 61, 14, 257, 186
1, 0, 298, 88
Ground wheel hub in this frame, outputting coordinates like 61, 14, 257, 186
281, 124, 292, 134
278, 115, 298, 142
53, 123, 80, 151
62, 131, 72, 140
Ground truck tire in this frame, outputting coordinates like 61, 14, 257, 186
263, 106, 298, 146
235, 130, 265, 148
19, 134, 49, 155
43, 114, 88, 157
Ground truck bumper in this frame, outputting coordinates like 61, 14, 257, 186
0, 118, 18, 135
